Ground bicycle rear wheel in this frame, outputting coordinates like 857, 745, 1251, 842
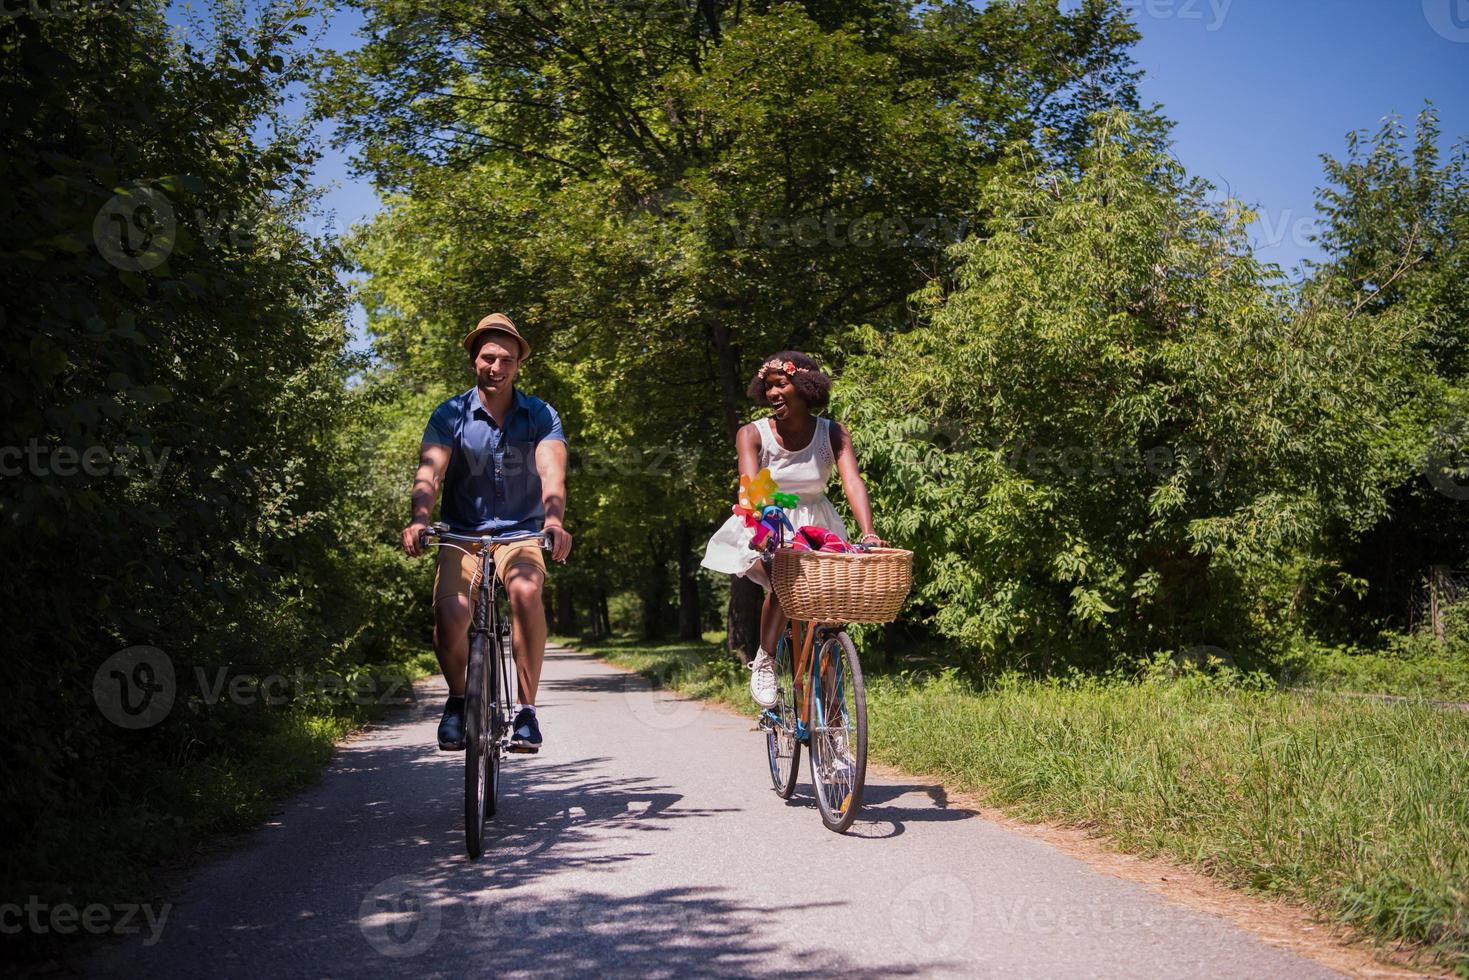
464, 632, 491, 860
764, 632, 801, 798
808, 630, 866, 833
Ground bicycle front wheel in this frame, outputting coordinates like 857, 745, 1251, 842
764, 632, 801, 799
808, 630, 866, 833
464, 633, 491, 860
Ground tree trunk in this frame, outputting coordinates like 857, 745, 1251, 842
710, 316, 763, 661
676, 520, 702, 641
556, 586, 576, 635
727, 574, 763, 665
593, 587, 610, 639
642, 542, 669, 641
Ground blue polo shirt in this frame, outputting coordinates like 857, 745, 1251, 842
423, 386, 567, 534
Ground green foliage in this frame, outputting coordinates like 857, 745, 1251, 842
0, 0, 420, 936
868, 671, 1469, 971
317, 0, 1142, 637
838, 110, 1419, 670
1306, 107, 1469, 637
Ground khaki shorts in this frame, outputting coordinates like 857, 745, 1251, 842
433, 537, 546, 605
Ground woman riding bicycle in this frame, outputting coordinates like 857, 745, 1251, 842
700, 351, 882, 708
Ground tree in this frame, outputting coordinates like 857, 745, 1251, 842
1307, 106, 1469, 635
318, 0, 1142, 653
837, 111, 1415, 670
0, 0, 385, 924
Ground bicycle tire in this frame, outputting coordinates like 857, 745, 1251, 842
464, 632, 491, 860
808, 630, 866, 833
488, 625, 511, 814
765, 632, 801, 798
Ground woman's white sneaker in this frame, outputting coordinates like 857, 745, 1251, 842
748, 650, 779, 708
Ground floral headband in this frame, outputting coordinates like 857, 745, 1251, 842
758, 358, 809, 379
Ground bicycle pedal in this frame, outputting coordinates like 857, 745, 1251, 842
507, 743, 540, 754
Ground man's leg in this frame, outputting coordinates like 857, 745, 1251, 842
431, 544, 476, 749
432, 543, 477, 695
433, 595, 472, 696
503, 561, 547, 705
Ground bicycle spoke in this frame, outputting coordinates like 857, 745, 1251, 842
808, 632, 866, 832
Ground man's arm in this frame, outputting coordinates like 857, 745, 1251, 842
535, 438, 572, 562
401, 442, 451, 557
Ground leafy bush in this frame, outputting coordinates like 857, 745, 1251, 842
838, 111, 1419, 671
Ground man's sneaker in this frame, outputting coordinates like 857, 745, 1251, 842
509, 707, 542, 753
748, 650, 779, 708
437, 697, 466, 751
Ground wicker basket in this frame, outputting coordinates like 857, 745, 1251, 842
772, 547, 914, 624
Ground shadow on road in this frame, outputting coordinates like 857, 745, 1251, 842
778, 779, 978, 840
85, 655, 966, 978
350, 883, 917, 977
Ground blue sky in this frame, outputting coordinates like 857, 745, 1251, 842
291, 1, 1469, 285
1126, 0, 1469, 275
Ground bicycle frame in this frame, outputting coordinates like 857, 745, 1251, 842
759, 535, 867, 734
471, 543, 512, 740
786, 618, 833, 733
422, 526, 549, 738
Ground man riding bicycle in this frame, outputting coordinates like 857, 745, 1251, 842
399, 313, 572, 753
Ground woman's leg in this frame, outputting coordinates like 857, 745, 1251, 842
759, 589, 787, 655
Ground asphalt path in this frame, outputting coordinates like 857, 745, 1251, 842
88, 644, 1342, 978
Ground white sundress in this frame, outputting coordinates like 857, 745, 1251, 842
701, 415, 848, 587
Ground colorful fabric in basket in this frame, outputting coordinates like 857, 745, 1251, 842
789, 525, 854, 553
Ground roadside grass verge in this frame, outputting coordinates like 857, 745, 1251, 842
1289, 641, 1469, 702
562, 634, 1469, 973
12, 652, 436, 966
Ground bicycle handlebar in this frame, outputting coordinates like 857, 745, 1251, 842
419, 523, 552, 550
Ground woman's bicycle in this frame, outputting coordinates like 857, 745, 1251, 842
419, 523, 549, 860
756, 533, 910, 834
761, 612, 867, 832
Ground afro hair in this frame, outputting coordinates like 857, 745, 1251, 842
746, 351, 833, 409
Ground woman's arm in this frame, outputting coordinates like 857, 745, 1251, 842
831, 421, 880, 544
736, 422, 761, 485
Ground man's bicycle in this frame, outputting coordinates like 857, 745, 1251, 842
419, 523, 549, 860
756, 533, 911, 834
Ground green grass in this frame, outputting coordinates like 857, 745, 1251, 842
564, 633, 1469, 973
1290, 641, 1469, 702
